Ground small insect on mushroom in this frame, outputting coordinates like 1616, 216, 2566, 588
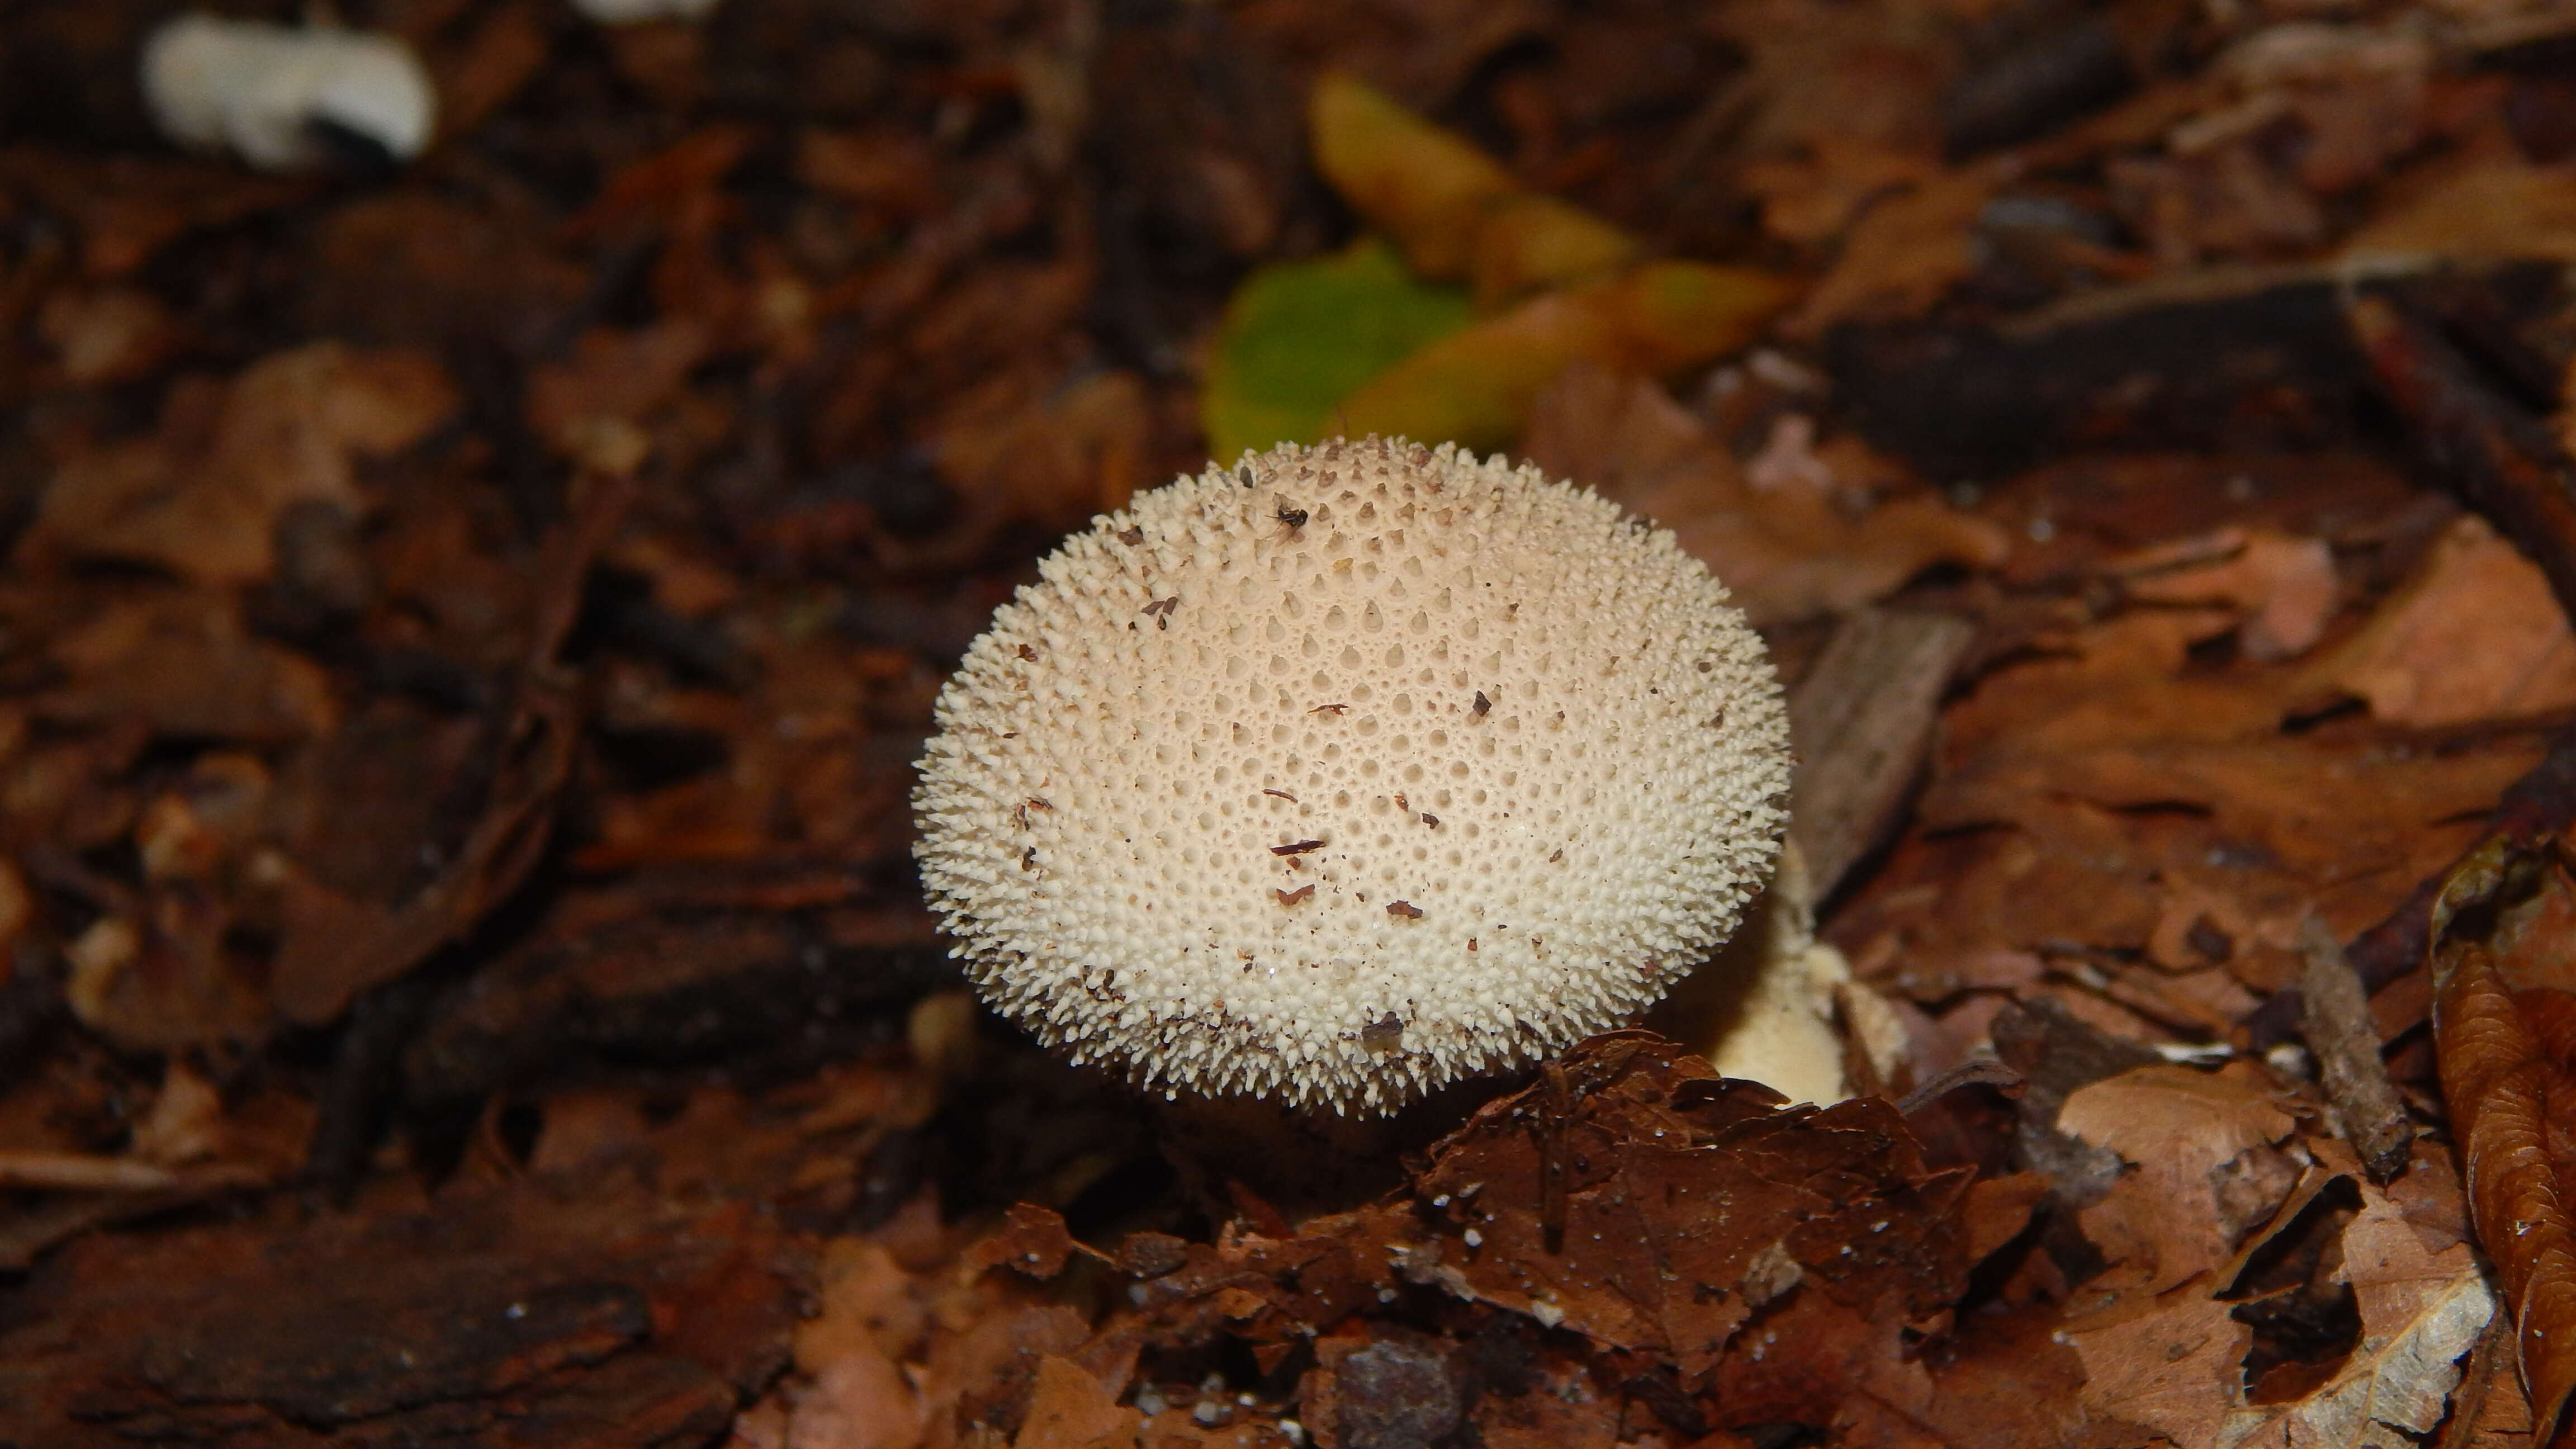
1273, 501, 1309, 532
1361, 1015, 1404, 1053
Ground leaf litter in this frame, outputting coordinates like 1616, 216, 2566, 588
8, 0, 2576, 1444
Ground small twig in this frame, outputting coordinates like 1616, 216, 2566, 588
2296, 911, 2413, 1181
2345, 292, 2576, 624
0, 1152, 265, 1192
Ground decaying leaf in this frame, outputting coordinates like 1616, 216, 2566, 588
2306, 514, 2576, 728
2114, 527, 2340, 663
1786, 163, 2005, 336
1308, 70, 1636, 299
1015, 1356, 1138, 1449
2059, 1063, 2300, 1294
1524, 364, 2009, 623
1053, 1033, 1972, 1441
2343, 161, 2576, 265
1201, 238, 1473, 461
2432, 837, 2576, 1443
2068, 1286, 2251, 1448
1338, 263, 1787, 451
20, 342, 457, 586
2217, 1179, 2495, 1447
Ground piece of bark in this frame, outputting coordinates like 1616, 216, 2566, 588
0, 1181, 797, 1447
401, 900, 950, 1109
2296, 911, 2413, 1181
2347, 291, 2576, 624
1786, 607, 1977, 904
1831, 265, 2392, 480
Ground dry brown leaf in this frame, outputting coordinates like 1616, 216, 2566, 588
1016, 1356, 1140, 1449
2433, 840, 2576, 1442
1307, 70, 1521, 281
2206, 23, 2430, 195
1339, 267, 1788, 451
2115, 527, 2340, 662
2060, 1064, 2300, 1293
1523, 366, 2009, 623
929, 367, 1153, 534
21, 342, 457, 585
2066, 1284, 2251, 1447
797, 129, 944, 216
1740, 139, 1943, 247
2109, 148, 2328, 266
40, 593, 338, 744
2305, 514, 2576, 728
525, 320, 711, 457
38, 286, 174, 387
1305, 70, 1637, 305
2343, 161, 2576, 264
1784, 163, 2004, 336
2217, 1180, 2496, 1447
1714, 0, 1954, 157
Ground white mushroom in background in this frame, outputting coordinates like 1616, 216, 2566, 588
141, 13, 435, 173
915, 437, 1819, 1115
567, 0, 724, 24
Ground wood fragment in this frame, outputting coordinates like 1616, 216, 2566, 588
1784, 607, 1977, 902
0, 1152, 190, 1191
1836, 267, 2389, 479
2295, 911, 2413, 1181
2346, 292, 2576, 622
1275, 884, 1315, 907
1269, 839, 1325, 856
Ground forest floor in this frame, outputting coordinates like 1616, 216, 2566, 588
6, 0, 2576, 1445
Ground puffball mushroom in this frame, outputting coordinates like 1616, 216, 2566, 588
913, 438, 1793, 1115
141, 15, 435, 173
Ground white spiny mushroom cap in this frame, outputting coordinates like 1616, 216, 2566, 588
913, 438, 1791, 1114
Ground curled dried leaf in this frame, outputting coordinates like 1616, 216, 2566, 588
2432, 836, 2576, 1440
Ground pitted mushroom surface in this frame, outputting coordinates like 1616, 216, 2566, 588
915, 437, 1791, 1113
